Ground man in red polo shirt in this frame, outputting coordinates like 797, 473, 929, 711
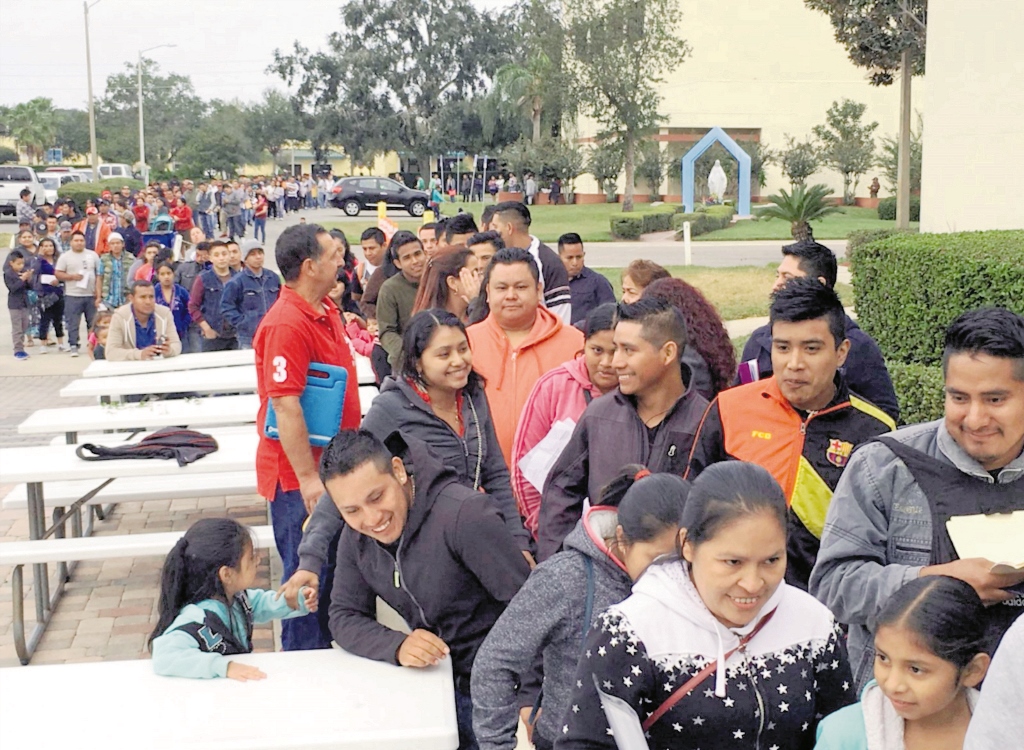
254, 223, 361, 650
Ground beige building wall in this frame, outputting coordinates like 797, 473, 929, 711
574, 0, 925, 199
920, 0, 1024, 232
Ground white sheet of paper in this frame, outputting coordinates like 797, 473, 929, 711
946, 511, 1024, 572
593, 675, 650, 750
517, 418, 577, 493
40, 274, 56, 285
75, 270, 93, 290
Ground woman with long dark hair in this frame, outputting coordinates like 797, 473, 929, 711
360, 309, 530, 554
35, 237, 67, 352
411, 246, 481, 322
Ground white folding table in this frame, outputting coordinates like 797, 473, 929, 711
0, 648, 458, 750
83, 349, 376, 384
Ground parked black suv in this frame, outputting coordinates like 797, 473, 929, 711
329, 176, 429, 217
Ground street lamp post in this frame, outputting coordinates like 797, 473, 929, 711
137, 44, 176, 185
83, 0, 102, 183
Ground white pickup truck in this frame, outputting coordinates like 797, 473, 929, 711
0, 165, 48, 216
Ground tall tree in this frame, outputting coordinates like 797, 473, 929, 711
8, 98, 57, 162
245, 90, 302, 162
96, 58, 205, 166
53, 108, 91, 158
176, 101, 258, 178
812, 99, 878, 204
804, 0, 926, 225
272, 0, 513, 173
587, 139, 625, 202
563, 0, 690, 212
491, 52, 554, 142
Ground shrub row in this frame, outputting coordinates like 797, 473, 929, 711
877, 195, 921, 221
609, 209, 676, 239
851, 230, 1024, 366
888, 361, 945, 426
57, 178, 146, 207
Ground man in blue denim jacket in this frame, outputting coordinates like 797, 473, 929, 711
811, 308, 1024, 690
221, 239, 281, 348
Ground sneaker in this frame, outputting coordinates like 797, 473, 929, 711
37, 344, 49, 355
58, 343, 71, 353
14, 351, 29, 361
69, 347, 80, 358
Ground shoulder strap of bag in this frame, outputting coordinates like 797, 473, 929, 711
641, 608, 776, 732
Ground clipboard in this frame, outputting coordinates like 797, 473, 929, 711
264, 362, 348, 447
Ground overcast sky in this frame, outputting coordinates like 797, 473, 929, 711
0, 0, 513, 109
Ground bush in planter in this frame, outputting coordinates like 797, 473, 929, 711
610, 215, 644, 240
672, 207, 735, 237
853, 230, 1024, 365
640, 211, 674, 233
888, 361, 945, 425
877, 195, 920, 221
57, 178, 146, 206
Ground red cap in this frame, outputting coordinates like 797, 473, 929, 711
86, 207, 98, 215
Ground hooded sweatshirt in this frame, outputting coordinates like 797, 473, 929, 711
467, 306, 584, 468
472, 507, 634, 749
815, 679, 981, 750
511, 355, 603, 539
557, 560, 855, 750
361, 376, 529, 550
327, 436, 531, 680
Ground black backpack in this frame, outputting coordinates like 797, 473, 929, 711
75, 428, 218, 467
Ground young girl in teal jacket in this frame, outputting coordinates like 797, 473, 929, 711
149, 518, 316, 680
815, 576, 990, 750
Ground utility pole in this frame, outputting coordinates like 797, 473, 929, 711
84, 0, 101, 183
895, 48, 912, 230
137, 45, 176, 184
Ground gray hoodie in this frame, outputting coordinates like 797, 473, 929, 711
471, 508, 633, 749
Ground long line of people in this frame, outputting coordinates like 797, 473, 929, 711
129, 214, 1024, 750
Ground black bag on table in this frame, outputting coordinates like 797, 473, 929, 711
75, 428, 218, 467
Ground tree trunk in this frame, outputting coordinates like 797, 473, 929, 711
532, 97, 542, 142
622, 132, 636, 213
896, 48, 912, 229
792, 221, 812, 241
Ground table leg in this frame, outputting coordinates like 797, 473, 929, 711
53, 506, 69, 583
65, 432, 77, 444
26, 482, 50, 623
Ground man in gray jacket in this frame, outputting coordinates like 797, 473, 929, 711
810, 307, 1024, 690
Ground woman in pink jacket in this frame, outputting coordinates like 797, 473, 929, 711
512, 303, 619, 539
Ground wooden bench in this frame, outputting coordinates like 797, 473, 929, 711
1, 525, 275, 665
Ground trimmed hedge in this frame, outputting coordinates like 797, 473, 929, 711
888, 361, 945, 425
672, 207, 735, 237
57, 178, 146, 206
877, 195, 921, 221
609, 209, 675, 239
853, 231, 1024, 365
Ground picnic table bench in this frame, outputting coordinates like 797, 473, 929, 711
0, 647, 458, 749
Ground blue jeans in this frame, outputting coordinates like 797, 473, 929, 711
253, 218, 266, 244
270, 485, 332, 651
199, 212, 216, 239
227, 214, 245, 239
64, 295, 96, 349
455, 687, 479, 750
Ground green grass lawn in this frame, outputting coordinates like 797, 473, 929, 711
699, 207, 919, 241
593, 264, 855, 321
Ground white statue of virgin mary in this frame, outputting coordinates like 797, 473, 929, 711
707, 159, 728, 203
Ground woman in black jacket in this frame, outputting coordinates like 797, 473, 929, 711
361, 309, 531, 555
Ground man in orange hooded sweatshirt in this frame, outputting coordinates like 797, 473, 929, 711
467, 247, 584, 467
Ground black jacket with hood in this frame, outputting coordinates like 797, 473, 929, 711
327, 435, 531, 680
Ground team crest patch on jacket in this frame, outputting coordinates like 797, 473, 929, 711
826, 439, 854, 467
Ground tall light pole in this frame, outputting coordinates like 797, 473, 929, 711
84, 0, 102, 183
138, 44, 176, 185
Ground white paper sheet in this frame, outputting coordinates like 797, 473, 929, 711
593, 675, 650, 750
40, 274, 56, 285
517, 418, 577, 493
75, 269, 93, 290
946, 511, 1024, 572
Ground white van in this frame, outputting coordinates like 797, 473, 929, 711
98, 163, 135, 180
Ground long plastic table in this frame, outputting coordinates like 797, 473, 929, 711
0, 648, 458, 750
82, 349, 376, 384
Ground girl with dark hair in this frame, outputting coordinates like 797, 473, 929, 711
411, 246, 482, 322
511, 303, 619, 539
35, 237, 67, 353
620, 258, 670, 303
815, 576, 990, 750
155, 262, 192, 352
150, 518, 315, 680
472, 468, 689, 750
559, 461, 854, 750
360, 309, 530, 553
643, 276, 737, 398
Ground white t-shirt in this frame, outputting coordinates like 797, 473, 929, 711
55, 249, 100, 297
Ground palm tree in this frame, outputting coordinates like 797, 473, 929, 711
757, 183, 843, 241
9, 98, 56, 163
491, 52, 553, 142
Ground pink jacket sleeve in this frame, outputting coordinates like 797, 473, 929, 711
511, 374, 560, 540
345, 320, 377, 358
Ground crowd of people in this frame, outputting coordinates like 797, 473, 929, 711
11, 181, 1020, 749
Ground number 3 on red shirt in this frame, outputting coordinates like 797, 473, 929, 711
272, 356, 288, 383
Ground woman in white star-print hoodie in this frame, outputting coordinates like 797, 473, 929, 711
557, 462, 855, 750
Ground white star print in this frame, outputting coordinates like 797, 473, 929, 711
776, 665, 786, 674
693, 716, 705, 725
609, 637, 619, 647
626, 644, 637, 655
734, 729, 745, 739
801, 669, 808, 679
704, 689, 715, 698
723, 697, 735, 708
673, 723, 683, 732
805, 690, 812, 701
585, 649, 591, 659
802, 722, 809, 731
631, 665, 642, 676
843, 681, 850, 691
577, 680, 583, 689
665, 682, 674, 692
563, 725, 568, 734
761, 669, 772, 680
605, 728, 613, 735
603, 680, 613, 690
777, 684, 788, 695
598, 646, 607, 657
767, 721, 776, 730
779, 702, 790, 712
572, 705, 579, 713
770, 745, 780, 750
623, 676, 633, 687
737, 682, 747, 691
831, 660, 840, 670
